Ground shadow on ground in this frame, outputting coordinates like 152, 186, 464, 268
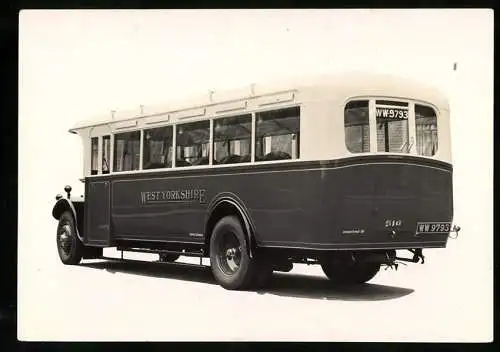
80, 258, 414, 301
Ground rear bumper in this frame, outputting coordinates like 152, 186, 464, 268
260, 238, 448, 251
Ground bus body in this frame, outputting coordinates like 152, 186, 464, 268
52, 72, 460, 290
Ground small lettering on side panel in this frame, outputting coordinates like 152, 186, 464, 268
189, 233, 204, 238
341, 229, 365, 235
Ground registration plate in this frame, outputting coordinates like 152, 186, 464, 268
376, 107, 408, 120
416, 222, 452, 234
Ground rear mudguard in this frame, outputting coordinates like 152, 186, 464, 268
205, 192, 257, 259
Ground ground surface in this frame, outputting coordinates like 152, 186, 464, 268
18, 229, 490, 341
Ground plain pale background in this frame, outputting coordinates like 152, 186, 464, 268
18, 9, 493, 341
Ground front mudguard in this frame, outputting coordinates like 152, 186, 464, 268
52, 197, 84, 243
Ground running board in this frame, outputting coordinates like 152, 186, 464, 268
95, 256, 209, 268
116, 246, 204, 258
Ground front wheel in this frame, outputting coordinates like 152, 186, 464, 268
56, 211, 84, 265
209, 216, 258, 290
321, 260, 380, 285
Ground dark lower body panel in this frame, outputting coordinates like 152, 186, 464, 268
84, 155, 454, 253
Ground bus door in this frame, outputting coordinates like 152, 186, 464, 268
84, 179, 112, 246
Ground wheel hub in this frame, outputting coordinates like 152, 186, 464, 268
226, 248, 237, 259
59, 224, 72, 253
218, 236, 242, 275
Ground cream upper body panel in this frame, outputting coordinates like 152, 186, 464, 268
70, 71, 451, 178
70, 71, 449, 132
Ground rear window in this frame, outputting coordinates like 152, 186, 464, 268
344, 99, 439, 156
415, 104, 438, 156
344, 100, 369, 153
375, 102, 410, 153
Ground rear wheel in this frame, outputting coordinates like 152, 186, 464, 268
56, 211, 84, 265
209, 216, 258, 290
321, 259, 380, 285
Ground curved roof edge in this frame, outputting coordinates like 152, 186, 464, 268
70, 71, 449, 131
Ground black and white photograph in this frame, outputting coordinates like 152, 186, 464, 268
18, 9, 493, 342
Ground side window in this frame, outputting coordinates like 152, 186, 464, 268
143, 126, 174, 170
102, 135, 110, 174
113, 131, 141, 172
255, 106, 300, 161
213, 114, 252, 164
415, 104, 438, 156
176, 120, 210, 167
344, 100, 370, 153
90, 137, 98, 175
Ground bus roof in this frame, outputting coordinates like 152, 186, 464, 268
69, 71, 449, 132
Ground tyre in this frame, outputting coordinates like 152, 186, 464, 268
321, 259, 380, 285
56, 211, 84, 265
159, 253, 180, 262
209, 216, 258, 290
